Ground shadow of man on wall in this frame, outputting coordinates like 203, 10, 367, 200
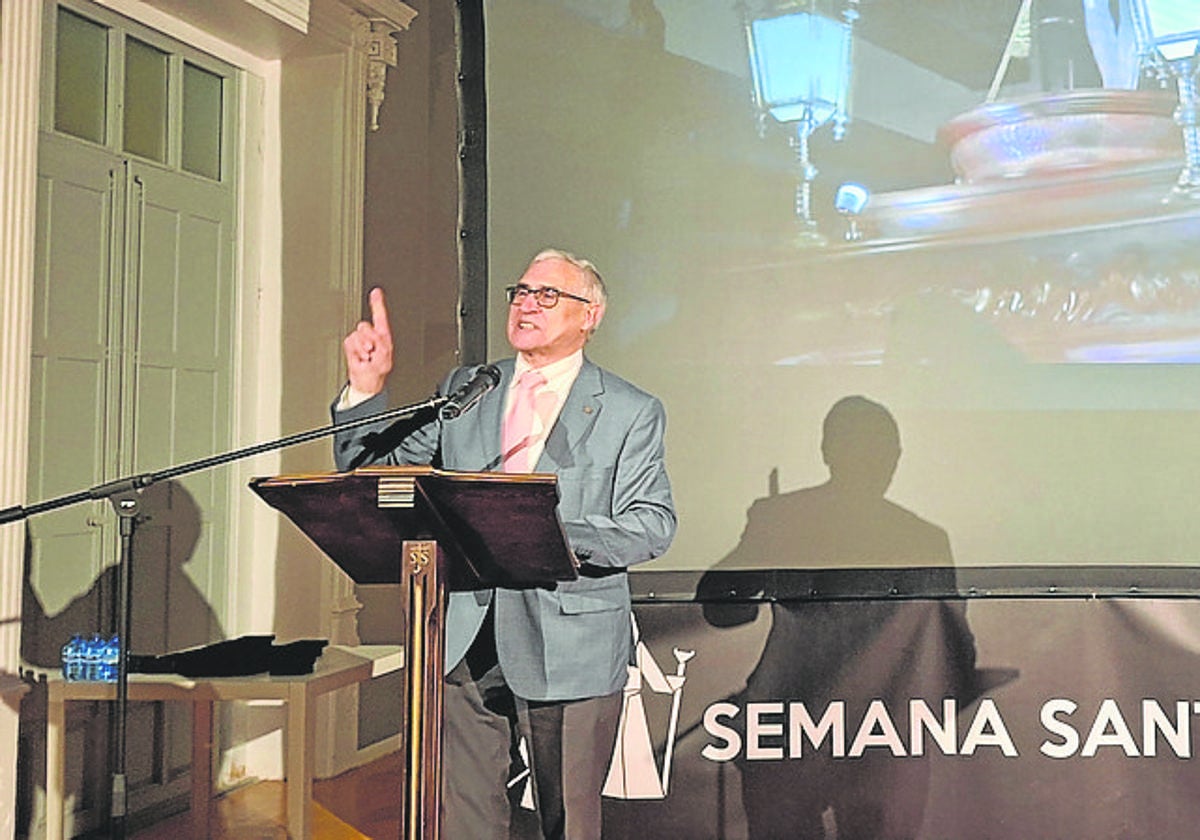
697, 395, 978, 840
20, 480, 222, 667
17, 480, 223, 834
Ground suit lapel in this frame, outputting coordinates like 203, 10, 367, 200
539, 358, 602, 472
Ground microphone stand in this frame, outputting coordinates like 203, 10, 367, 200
1, 393, 448, 839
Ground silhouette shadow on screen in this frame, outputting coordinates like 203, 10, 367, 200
696, 395, 995, 840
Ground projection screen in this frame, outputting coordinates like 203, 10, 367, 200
481, 0, 1200, 577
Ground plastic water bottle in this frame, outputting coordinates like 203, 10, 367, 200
83, 633, 104, 681
60, 634, 84, 682
100, 635, 120, 683
58, 635, 72, 680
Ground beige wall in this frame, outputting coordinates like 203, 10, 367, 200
362, 0, 462, 405
353, 0, 463, 747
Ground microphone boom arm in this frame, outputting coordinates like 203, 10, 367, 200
0, 393, 448, 525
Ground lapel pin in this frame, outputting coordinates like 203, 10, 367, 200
583, 406, 594, 414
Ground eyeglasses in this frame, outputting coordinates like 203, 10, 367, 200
505, 283, 591, 308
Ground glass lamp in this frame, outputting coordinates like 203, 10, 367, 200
743, 1, 859, 244
1130, 0, 1200, 194
834, 181, 869, 241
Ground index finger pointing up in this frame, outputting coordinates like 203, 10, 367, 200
368, 287, 392, 338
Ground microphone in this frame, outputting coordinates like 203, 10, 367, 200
439, 364, 501, 420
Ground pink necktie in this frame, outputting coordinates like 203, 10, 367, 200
502, 370, 547, 473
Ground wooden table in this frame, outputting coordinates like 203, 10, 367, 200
45, 644, 402, 840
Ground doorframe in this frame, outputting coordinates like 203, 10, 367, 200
0, 1, 47, 836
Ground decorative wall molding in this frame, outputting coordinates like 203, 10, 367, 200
364, 18, 401, 131
346, 0, 417, 132
248, 0, 312, 33
343, 0, 416, 32
308, 0, 415, 131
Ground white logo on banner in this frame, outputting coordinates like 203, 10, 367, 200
507, 737, 536, 810
603, 614, 695, 799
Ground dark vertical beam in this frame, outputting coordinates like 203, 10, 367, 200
456, 0, 488, 365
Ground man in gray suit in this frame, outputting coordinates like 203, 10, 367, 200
333, 248, 676, 839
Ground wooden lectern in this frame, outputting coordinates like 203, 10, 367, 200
250, 466, 578, 840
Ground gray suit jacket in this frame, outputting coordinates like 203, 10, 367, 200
332, 356, 676, 701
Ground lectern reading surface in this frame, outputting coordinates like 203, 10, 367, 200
250, 465, 578, 589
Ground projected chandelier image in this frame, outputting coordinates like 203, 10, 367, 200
735, 0, 1200, 365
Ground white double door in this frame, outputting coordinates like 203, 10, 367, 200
27, 116, 236, 825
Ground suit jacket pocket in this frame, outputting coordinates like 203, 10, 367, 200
554, 465, 615, 521
555, 575, 627, 615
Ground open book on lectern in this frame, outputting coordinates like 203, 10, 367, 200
250, 465, 579, 591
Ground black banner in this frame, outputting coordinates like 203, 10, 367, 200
600, 594, 1200, 840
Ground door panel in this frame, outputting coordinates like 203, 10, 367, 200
27, 134, 122, 620
131, 164, 232, 654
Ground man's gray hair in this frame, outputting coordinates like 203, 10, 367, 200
530, 248, 608, 307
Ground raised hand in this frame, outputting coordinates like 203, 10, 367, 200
343, 287, 394, 397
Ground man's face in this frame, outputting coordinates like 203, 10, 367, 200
506, 257, 602, 366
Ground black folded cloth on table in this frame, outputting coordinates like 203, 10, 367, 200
129, 635, 328, 678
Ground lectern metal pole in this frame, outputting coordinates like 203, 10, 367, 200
401, 539, 445, 840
